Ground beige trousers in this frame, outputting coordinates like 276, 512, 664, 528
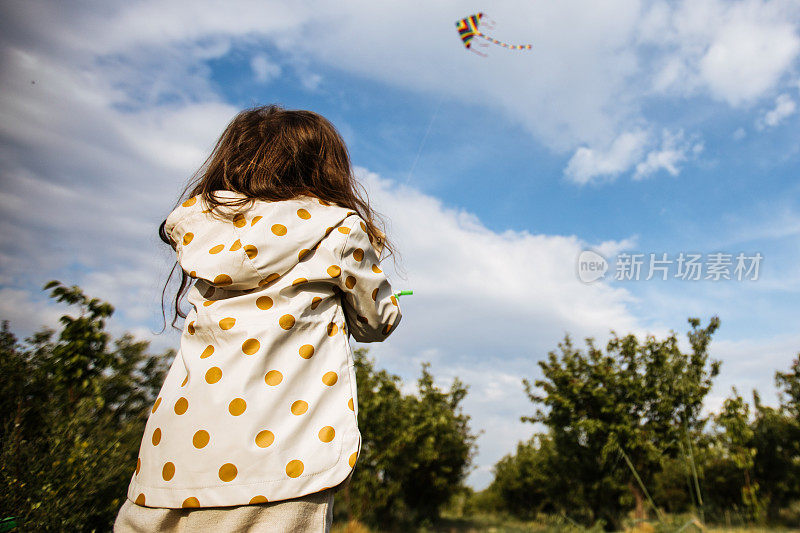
113, 488, 334, 533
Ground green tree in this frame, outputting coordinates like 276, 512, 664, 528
489, 435, 563, 520
0, 281, 170, 531
751, 392, 800, 522
714, 389, 763, 522
518, 317, 721, 530
338, 349, 478, 529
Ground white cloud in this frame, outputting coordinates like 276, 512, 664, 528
700, 19, 799, 106
756, 93, 797, 129
634, 129, 704, 180
4, 0, 799, 182
733, 127, 747, 140
705, 333, 800, 415
250, 54, 281, 83
640, 0, 800, 106
564, 130, 649, 184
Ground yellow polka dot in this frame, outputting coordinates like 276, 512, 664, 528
349, 452, 358, 467
256, 296, 273, 310
250, 495, 268, 504
372, 264, 382, 273
209, 244, 225, 254
259, 273, 280, 287
297, 208, 311, 219
251, 216, 262, 226
151, 397, 162, 413
345, 276, 356, 289
200, 345, 214, 359
318, 426, 335, 443
242, 338, 260, 355
136, 457, 141, 475
360, 221, 367, 232
327, 322, 338, 336
265, 370, 283, 386
181, 375, 188, 387
189, 270, 196, 277
174, 397, 188, 415
182, 197, 197, 207
383, 323, 393, 335
272, 224, 287, 236
391, 295, 398, 306
353, 249, 364, 261
326, 265, 341, 278
182, 497, 200, 508
325, 226, 333, 234
371, 288, 378, 301
244, 245, 258, 259
152, 428, 162, 446
162, 462, 175, 481
279, 314, 295, 330
338, 226, 350, 234
255, 430, 275, 448
213, 274, 232, 286
135, 493, 146, 505
291, 400, 308, 415
298, 249, 311, 261
229, 398, 246, 416
299, 344, 315, 359
348, 398, 354, 411
219, 317, 236, 330
183, 233, 194, 245
322, 372, 338, 386
187, 321, 195, 335
233, 214, 246, 228
286, 460, 304, 478
219, 463, 238, 482
318, 198, 331, 206
205, 367, 222, 384
193, 430, 210, 449
202, 300, 215, 307
310, 297, 322, 310
229, 239, 242, 251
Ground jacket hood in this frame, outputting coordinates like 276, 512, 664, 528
164, 191, 355, 291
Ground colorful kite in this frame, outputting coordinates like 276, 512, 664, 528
455, 12, 532, 56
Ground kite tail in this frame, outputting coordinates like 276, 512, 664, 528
477, 32, 532, 50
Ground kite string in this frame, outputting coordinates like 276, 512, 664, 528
404, 92, 446, 186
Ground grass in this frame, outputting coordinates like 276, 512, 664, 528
330, 513, 800, 533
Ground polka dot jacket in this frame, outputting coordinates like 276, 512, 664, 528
126, 191, 402, 509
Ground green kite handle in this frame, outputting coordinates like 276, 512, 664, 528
394, 290, 414, 297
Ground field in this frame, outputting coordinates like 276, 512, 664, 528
331, 512, 800, 533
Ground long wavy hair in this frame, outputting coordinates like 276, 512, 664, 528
159, 104, 399, 331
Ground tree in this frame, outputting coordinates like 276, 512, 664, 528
714, 389, 763, 522
489, 435, 563, 520
338, 349, 478, 528
518, 317, 721, 530
0, 281, 170, 531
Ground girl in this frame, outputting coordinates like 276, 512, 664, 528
114, 105, 403, 532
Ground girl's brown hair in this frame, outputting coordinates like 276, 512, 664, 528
159, 104, 398, 330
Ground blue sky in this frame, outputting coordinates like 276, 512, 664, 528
1, 0, 800, 489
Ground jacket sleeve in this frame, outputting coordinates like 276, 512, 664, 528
335, 215, 402, 343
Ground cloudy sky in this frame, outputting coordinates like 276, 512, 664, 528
1, 0, 799, 489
